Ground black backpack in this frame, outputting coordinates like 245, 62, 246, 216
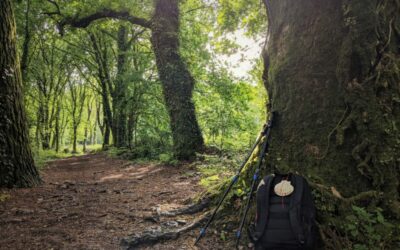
249, 173, 317, 250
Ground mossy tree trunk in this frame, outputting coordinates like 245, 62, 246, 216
151, 0, 204, 160
0, 0, 41, 188
113, 25, 130, 148
262, 0, 400, 245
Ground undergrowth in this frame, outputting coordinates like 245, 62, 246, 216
33, 144, 103, 169
193, 152, 400, 249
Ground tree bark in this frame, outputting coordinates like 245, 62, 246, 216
262, 0, 400, 232
151, 0, 204, 160
0, 0, 40, 188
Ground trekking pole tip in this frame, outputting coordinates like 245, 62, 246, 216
236, 230, 241, 238
194, 228, 206, 245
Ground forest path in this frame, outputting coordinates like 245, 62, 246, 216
0, 154, 224, 249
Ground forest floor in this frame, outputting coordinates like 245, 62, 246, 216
0, 153, 234, 250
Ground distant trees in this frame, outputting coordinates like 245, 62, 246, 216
55, 0, 205, 159
32, 38, 69, 150
4, 0, 264, 164
67, 79, 87, 153
0, 0, 40, 187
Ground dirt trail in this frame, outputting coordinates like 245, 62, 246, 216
0, 154, 226, 250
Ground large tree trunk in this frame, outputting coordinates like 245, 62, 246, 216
151, 0, 204, 160
263, 0, 400, 245
0, 0, 40, 188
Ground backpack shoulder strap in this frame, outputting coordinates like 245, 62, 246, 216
253, 174, 274, 240
289, 174, 305, 244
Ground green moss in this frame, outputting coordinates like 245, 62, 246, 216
0, 193, 10, 202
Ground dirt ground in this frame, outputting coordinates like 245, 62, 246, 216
0, 154, 232, 250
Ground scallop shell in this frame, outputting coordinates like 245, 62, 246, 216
274, 180, 294, 196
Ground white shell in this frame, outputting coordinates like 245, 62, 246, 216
274, 180, 294, 196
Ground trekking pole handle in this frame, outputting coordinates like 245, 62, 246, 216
235, 116, 274, 248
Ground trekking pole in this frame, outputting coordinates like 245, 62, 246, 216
194, 113, 274, 246
235, 115, 273, 249
194, 127, 269, 245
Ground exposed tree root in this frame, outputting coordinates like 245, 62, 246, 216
309, 181, 382, 204
120, 213, 210, 249
156, 198, 211, 217
317, 103, 350, 160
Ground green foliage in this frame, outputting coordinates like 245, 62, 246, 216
33, 144, 102, 169
14, 0, 267, 162
34, 149, 76, 169
158, 153, 178, 165
216, 0, 267, 36
341, 206, 399, 250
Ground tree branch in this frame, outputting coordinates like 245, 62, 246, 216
46, 0, 61, 15
60, 8, 151, 32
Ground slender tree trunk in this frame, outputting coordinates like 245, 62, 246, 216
263, 0, 400, 245
72, 125, 78, 153
0, 0, 40, 187
20, 0, 31, 82
53, 100, 60, 152
60, 107, 68, 150
89, 32, 113, 148
127, 110, 135, 149
103, 123, 110, 148
113, 25, 129, 148
83, 99, 92, 152
68, 81, 86, 154
151, 0, 204, 160
35, 109, 41, 150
